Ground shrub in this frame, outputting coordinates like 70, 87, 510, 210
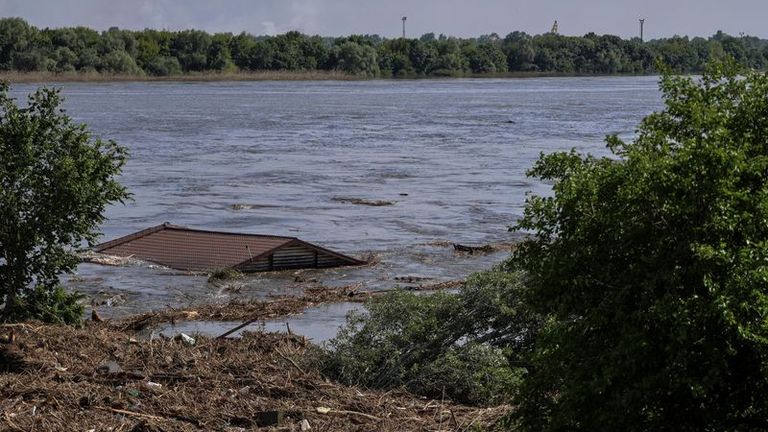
207, 267, 244, 283
320, 269, 540, 405
0, 84, 129, 323
5, 285, 84, 325
511, 61, 768, 431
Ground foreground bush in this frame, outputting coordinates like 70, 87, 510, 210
324, 61, 768, 430
320, 271, 540, 406
511, 61, 768, 431
0, 84, 128, 323
3, 285, 84, 325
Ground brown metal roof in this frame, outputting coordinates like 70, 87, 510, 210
94, 223, 363, 272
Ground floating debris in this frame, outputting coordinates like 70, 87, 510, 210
394, 275, 433, 283
91, 293, 128, 307
453, 243, 495, 254
331, 197, 396, 206
207, 267, 244, 282
175, 333, 196, 346
79, 251, 146, 267
452, 243, 517, 254
230, 203, 280, 211
118, 283, 366, 331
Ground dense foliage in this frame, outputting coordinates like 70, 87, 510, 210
323, 61, 768, 430
320, 271, 541, 405
511, 61, 768, 431
1, 17, 767, 77
0, 84, 129, 324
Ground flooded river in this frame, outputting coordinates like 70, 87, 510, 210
12, 77, 663, 329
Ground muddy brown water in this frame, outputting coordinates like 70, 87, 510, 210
11, 77, 663, 335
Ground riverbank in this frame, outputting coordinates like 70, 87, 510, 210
0, 70, 359, 83
0, 320, 506, 431
1, 69, 656, 84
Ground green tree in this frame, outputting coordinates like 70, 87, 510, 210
249, 39, 276, 70
511, 62, 768, 431
0, 18, 37, 71
229, 32, 258, 70
464, 41, 507, 73
0, 84, 129, 323
503, 32, 536, 71
378, 38, 414, 77
207, 33, 235, 71
420, 32, 436, 43
431, 38, 467, 75
270, 32, 303, 70
171, 30, 211, 71
99, 50, 142, 74
298, 35, 329, 70
135, 33, 161, 69
145, 56, 182, 76
331, 41, 379, 77
409, 40, 437, 75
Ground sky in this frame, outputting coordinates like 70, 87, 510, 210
0, 0, 765, 40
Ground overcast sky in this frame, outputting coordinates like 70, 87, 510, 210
0, 0, 765, 40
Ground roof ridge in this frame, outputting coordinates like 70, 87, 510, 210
95, 222, 299, 251
161, 223, 298, 240
94, 223, 168, 252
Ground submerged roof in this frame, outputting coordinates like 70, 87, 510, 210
94, 223, 364, 272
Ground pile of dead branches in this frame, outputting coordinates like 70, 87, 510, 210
0, 322, 507, 431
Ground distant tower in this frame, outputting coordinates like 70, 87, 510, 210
551, 20, 559, 34
639, 18, 645, 42
402, 16, 407, 38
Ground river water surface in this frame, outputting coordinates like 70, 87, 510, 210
12, 77, 663, 329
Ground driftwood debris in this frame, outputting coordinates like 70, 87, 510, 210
452, 243, 495, 254
331, 196, 396, 206
0, 318, 509, 431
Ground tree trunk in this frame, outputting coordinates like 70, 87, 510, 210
0, 260, 22, 321
2, 289, 16, 320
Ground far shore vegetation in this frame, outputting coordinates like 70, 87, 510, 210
0, 70, 658, 84
0, 69, 359, 83
0, 17, 766, 81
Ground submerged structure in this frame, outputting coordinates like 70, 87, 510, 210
94, 223, 364, 272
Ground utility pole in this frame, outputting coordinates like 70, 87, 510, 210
639, 18, 645, 42
402, 16, 407, 38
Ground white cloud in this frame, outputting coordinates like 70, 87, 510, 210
260, 20, 277, 35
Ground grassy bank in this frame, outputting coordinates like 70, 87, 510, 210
0, 70, 359, 84
0, 70, 657, 84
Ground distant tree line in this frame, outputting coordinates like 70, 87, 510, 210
1, 17, 766, 77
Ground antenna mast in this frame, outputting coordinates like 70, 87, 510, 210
402, 16, 407, 38
551, 20, 559, 34
639, 18, 645, 42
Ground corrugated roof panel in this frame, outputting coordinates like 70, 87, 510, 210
94, 223, 363, 272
